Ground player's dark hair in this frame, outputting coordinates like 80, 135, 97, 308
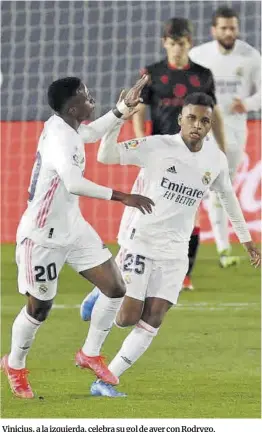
48, 77, 81, 112
183, 92, 215, 110
163, 18, 193, 40
212, 6, 238, 26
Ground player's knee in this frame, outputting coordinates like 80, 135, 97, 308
116, 308, 140, 327
26, 297, 53, 322
142, 304, 172, 328
143, 314, 163, 328
109, 279, 126, 298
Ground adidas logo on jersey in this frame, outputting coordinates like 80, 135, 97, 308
167, 166, 177, 174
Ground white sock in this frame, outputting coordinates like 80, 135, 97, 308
8, 306, 42, 369
108, 320, 158, 378
82, 292, 123, 356
207, 191, 230, 253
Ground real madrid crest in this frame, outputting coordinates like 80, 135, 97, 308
39, 284, 48, 294
202, 171, 211, 185
124, 274, 132, 284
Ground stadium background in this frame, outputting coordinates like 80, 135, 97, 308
1, 0, 261, 244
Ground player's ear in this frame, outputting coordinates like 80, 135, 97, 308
161, 38, 166, 49
178, 114, 182, 126
187, 37, 193, 49
68, 106, 76, 116
211, 26, 216, 39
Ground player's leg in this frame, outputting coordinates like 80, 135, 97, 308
76, 247, 150, 384
91, 258, 186, 397
1, 239, 63, 398
107, 260, 185, 380
67, 226, 126, 384
80, 247, 146, 323
87, 248, 152, 396
183, 212, 200, 290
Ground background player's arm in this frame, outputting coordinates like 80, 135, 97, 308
243, 50, 261, 112
133, 69, 153, 138
212, 105, 227, 153
205, 70, 227, 153
211, 153, 260, 266
132, 103, 147, 137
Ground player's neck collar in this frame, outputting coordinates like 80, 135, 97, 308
166, 58, 191, 71
178, 133, 205, 153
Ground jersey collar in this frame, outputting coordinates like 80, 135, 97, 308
215, 39, 238, 55
177, 132, 207, 154
166, 58, 191, 71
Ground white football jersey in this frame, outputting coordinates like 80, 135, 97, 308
117, 134, 230, 260
16, 115, 87, 247
189, 40, 261, 130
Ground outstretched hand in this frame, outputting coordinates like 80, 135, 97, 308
117, 75, 149, 119
243, 241, 261, 268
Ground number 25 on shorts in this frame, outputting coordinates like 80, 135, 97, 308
123, 253, 145, 275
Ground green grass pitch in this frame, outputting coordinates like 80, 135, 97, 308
1, 243, 260, 418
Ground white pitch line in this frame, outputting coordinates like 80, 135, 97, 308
2, 302, 260, 313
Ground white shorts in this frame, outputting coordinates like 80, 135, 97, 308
115, 247, 188, 305
16, 223, 112, 301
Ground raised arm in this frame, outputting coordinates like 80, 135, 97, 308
78, 102, 127, 144
97, 120, 154, 166
79, 75, 149, 144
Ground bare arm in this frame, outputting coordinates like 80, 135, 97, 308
132, 103, 147, 138
212, 105, 227, 153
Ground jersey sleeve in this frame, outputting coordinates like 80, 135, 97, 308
97, 119, 164, 167
49, 130, 112, 199
139, 66, 153, 105
48, 130, 82, 176
243, 49, 261, 112
210, 152, 232, 193
78, 101, 127, 144
210, 152, 251, 243
118, 136, 159, 167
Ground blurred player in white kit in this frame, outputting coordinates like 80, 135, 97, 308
1, 75, 155, 399
80, 92, 261, 397
189, 6, 261, 268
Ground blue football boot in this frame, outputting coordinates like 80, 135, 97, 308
80, 287, 100, 321
90, 380, 127, 398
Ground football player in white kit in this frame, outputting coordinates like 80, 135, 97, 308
1, 75, 156, 399
80, 92, 260, 397
189, 6, 261, 268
